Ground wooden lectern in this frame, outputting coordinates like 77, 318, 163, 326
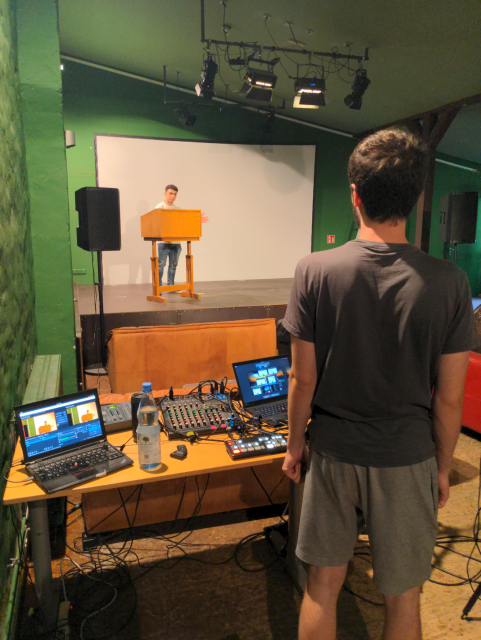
140, 209, 202, 303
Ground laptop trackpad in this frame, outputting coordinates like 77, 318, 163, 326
72, 466, 98, 481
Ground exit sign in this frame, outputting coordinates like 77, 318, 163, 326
327, 235, 335, 244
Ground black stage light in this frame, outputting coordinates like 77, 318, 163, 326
293, 77, 326, 109
178, 109, 197, 127
239, 68, 278, 102
195, 57, 218, 99
344, 69, 371, 110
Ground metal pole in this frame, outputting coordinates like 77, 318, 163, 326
29, 501, 57, 632
97, 251, 106, 367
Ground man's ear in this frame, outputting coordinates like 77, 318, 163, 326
350, 184, 362, 209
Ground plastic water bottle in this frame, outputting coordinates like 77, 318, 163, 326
137, 382, 161, 471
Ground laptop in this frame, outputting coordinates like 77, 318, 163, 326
15, 389, 133, 494
232, 355, 291, 421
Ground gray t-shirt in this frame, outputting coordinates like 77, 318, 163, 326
284, 240, 478, 467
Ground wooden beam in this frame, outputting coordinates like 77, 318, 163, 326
405, 119, 423, 138
415, 113, 437, 252
416, 154, 436, 252
357, 92, 481, 140
428, 107, 461, 149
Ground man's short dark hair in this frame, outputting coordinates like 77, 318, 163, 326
348, 129, 429, 223
165, 184, 178, 193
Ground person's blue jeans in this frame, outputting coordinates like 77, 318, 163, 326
158, 242, 182, 285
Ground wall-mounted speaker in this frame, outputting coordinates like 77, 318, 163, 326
440, 191, 479, 244
76, 187, 121, 252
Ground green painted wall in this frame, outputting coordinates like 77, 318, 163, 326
0, 0, 36, 623
62, 61, 481, 293
17, 0, 76, 392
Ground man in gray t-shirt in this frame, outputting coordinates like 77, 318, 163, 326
282, 130, 477, 640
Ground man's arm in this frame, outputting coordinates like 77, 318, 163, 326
431, 351, 470, 508
282, 336, 317, 483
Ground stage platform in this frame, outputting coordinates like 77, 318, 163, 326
78, 279, 292, 368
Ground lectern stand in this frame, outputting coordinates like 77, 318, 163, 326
140, 208, 202, 303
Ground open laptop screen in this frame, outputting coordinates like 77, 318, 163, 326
233, 355, 291, 408
16, 390, 105, 462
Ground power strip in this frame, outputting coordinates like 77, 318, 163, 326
56, 600, 70, 639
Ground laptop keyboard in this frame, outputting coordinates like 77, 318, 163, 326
251, 402, 287, 417
33, 443, 123, 481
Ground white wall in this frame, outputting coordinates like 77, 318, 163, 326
95, 136, 315, 285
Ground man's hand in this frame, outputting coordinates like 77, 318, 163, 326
283, 445, 309, 483
432, 351, 470, 510
438, 470, 450, 508
202, 214, 209, 223
284, 336, 317, 483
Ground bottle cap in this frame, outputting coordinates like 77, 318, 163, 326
142, 382, 152, 393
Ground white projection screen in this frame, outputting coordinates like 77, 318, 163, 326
95, 135, 316, 285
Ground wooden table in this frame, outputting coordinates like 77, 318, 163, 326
3, 431, 289, 629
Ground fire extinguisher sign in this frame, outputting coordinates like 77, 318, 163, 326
327, 235, 335, 244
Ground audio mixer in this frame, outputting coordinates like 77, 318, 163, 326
158, 394, 232, 439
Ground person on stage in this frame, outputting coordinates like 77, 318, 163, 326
155, 184, 208, 287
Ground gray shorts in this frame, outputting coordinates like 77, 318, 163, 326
296, 451, 439, 595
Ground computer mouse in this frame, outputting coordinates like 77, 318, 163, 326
177, 444, 187, 454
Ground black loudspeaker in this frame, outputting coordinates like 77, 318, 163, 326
440, 191, 479, 244
76, 187, 121, 251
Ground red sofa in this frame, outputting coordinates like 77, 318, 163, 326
462, 351, 481, 435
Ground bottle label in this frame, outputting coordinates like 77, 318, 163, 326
138, 436, 161, 465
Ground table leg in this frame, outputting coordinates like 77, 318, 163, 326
29, 500, 58, 631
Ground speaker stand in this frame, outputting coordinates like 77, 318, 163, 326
84, 251, 108, 377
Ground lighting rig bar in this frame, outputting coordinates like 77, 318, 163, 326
200, 0, 369, 64
204, 40, 369, 65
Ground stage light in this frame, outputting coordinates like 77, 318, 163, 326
293, 77, 326, 109
344, 69, 371, 110
239, 68, 278, 102
177, 109, 197, 127
195, 57, 218, 99
246, 68, 278, 88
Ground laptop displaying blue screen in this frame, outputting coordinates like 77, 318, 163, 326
16, 390, 105, 462
233, 355, 291, 409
